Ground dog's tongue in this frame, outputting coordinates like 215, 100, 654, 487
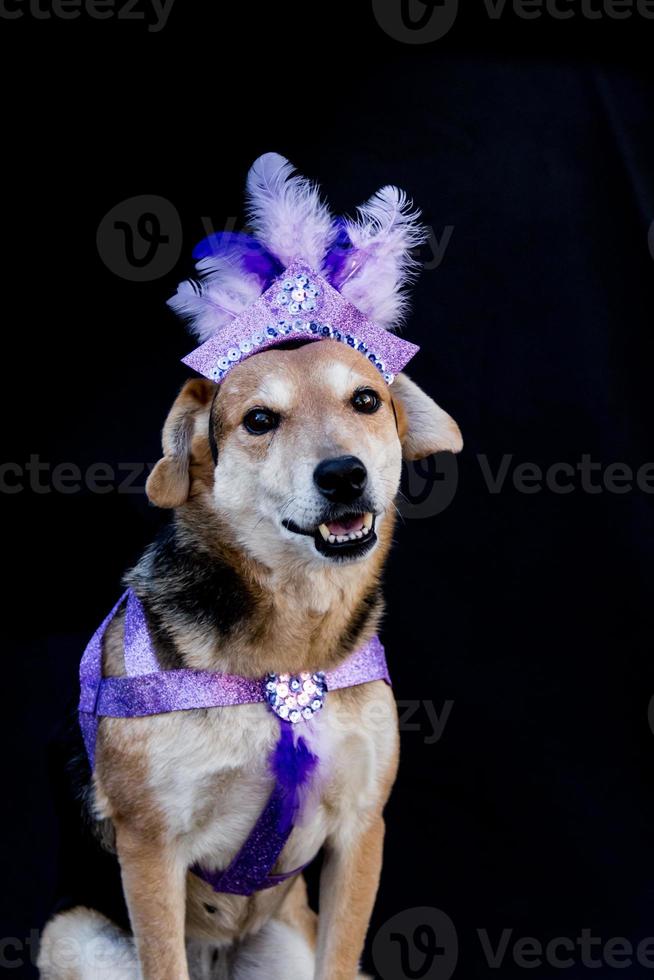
326, 515, 365, 536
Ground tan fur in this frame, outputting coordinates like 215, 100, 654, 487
315, 816, 386, 980
274, 876, 318, 950
114, 820, 189, 979
41, 340, 459, 980
146, 378, 215, 508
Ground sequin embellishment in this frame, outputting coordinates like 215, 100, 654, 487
264, 670, 327, 724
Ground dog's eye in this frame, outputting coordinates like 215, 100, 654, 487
351, 388, 381, 414
243, 408, 280, 435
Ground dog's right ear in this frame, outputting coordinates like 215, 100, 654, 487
391, 373, 463, 460
146, 379, 216, 508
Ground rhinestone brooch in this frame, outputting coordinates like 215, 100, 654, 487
264, 670, 327, 724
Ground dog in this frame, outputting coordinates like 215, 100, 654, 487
38, 156, 462, 980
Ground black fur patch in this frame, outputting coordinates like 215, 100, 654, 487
340, 584, 383, 653
127, 523, 255, 664
140, 600, 185, 671
208, 390, 220, 465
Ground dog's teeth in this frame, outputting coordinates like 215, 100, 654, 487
323, 520, 372, 545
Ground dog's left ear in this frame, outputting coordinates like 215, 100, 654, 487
391, 373, 463, 460
146, 379, 216, 508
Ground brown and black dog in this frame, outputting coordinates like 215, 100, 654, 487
39, 336, 461, 979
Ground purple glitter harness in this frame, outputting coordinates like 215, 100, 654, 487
79, 589, 391, 896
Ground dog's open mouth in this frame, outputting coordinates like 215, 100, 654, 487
282, 512, 377, 560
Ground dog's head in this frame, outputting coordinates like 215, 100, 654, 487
151, 156, 462, 570
146, 340, 461, 567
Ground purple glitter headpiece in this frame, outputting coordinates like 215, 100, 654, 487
169, 153, 427, 386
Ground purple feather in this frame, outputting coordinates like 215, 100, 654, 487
271, 721, 318, 833
323, 220, 361, 290
192, 231, 283, 288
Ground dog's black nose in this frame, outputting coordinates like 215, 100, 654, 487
314, 455, 367, 503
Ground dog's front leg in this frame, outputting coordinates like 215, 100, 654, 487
115, 821, 190, 980
314, 814, 384, 980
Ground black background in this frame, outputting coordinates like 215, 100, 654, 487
3, 1, 654, 977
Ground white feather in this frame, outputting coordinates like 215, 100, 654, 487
245, 152, 336, 271
168, 264, 262, 344
340, 186, 428, 329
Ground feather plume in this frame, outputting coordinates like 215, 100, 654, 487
271, 723, 318, 834
245, 152, 336, 271
168, 261, 262, 343
339, 186, 428, 329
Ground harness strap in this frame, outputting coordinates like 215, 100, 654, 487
78, 589, 391, 895
191, 721, 313, 896
78, 590, 128, 769
124, 590, 159, 676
